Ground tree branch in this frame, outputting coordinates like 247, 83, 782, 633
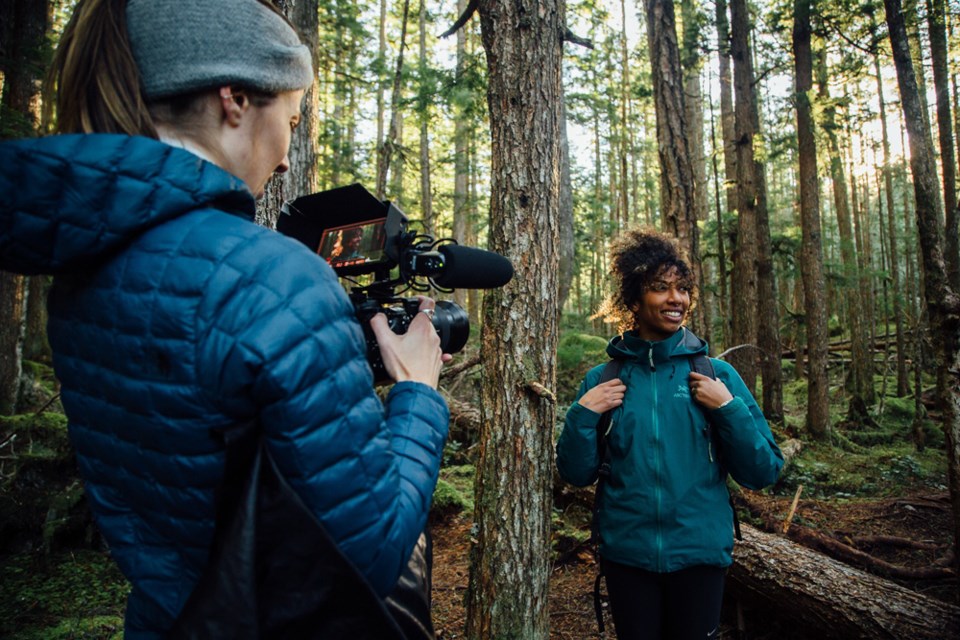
562, 28, 593, 49
440, 0, 478, 39
525, 381, 556, 404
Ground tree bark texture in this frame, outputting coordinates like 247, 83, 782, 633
714, 0, 735, 348
0, 273, 27, 415
817, 51, 874, 412
680, 0, 709, 343
287, 0, 320, 200
872, 45, 909, 397
728, 0, 760, 391
467, 1, 564, 637
258, 0, 319, 228
926, 0, 960, 292
646, 0, 699, 273
884, 0, 960, 593
792, 0, 830, 439
728, 524, 960, 639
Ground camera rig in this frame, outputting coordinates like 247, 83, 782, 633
277, 184, 511, 382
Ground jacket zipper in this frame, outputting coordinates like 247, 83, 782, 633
650, 350, 663, 572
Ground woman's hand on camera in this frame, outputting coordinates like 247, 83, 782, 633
369, 297, 448, 388
688, 371, 733, 410
578, 379, 626, 414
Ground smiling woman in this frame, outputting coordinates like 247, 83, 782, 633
556, 227, 783, 640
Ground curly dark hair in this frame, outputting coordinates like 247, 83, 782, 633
595, 227, 698, 331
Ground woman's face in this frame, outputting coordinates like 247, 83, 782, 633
632, 267, 691, 341
220, 89, 304, 198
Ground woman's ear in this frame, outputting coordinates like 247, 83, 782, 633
218, 86, 248, 126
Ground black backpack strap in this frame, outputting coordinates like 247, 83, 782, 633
592, 359, 623, 541
591, 359, 622, 639
684, 330, 743, 542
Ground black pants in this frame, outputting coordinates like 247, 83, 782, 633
601, 558, 726, 640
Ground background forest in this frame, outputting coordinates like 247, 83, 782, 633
1, 0, 959, 638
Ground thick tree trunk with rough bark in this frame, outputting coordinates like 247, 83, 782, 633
680, 0, 709, 342
884, 0, 960, 597
792, 0, 830, 439
728, 0, 760, 391
728, 524, 960, 639
258, 0, 320, 227
466, 1, 564, 637
646, 0, 698, 272
927, 0, 960, 292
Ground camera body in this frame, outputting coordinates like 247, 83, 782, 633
277, 184, 482, 382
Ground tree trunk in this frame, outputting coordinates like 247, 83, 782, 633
792, 0, 830, 439
258, 0, 320, 227
467, 1, 564, 637
884, 0, 960, 597
927, 0, 960, 292
873, 41, 909, 397
728, 524, 960, 639
558, 99, 575, 316
708, 87, 730, 350
377, 0, 411, 202
0, 274, 27, 415
418, 0, 433, 234
714, 0, 735, 348
680, 0, 709, 342
817, 50, 874, 414
452, 0, 470, 312
646, 0, 698, 273
375, 0, 388, 198
23, 276, 50, 363
617, 0, 629, 229
729, 0, 760, 391
288, 0, 319, 200
0, 0, 49, 415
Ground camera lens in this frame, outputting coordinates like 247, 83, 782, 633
433, 300, 469, 355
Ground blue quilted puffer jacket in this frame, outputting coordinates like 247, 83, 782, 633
0, 134, 450, 638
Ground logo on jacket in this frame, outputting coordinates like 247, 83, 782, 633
674, 384, 690, 399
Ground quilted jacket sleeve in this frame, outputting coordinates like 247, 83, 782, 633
708, 360, 783, 490
195, 222, 449, 597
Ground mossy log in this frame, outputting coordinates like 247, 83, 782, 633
728, 523, 960, 639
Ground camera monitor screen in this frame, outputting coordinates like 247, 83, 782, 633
278, 183, 404, 277
317, 218, 387, 269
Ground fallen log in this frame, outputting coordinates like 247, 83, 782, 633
728, 524, 960, 639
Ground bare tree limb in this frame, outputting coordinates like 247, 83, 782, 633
562, 28, 593, 49
440, 0, 478, 38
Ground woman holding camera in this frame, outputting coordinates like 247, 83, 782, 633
556, 228, 782, 640
0, 0, 448, 636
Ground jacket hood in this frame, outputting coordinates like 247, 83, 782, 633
0, 134, 255, 275
606, 326, 709, 363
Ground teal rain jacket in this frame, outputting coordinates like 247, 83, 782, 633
0, 135, 449, 638
557, 328, 783, 572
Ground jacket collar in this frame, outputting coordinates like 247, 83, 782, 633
606, 327, 708, 365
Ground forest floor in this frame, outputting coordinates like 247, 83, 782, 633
0, 471, 954, 639
428, 489, 956, 640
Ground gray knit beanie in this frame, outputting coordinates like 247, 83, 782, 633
126, 0, 313, 100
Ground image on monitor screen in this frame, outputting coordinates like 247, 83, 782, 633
317, 218, 388, 268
